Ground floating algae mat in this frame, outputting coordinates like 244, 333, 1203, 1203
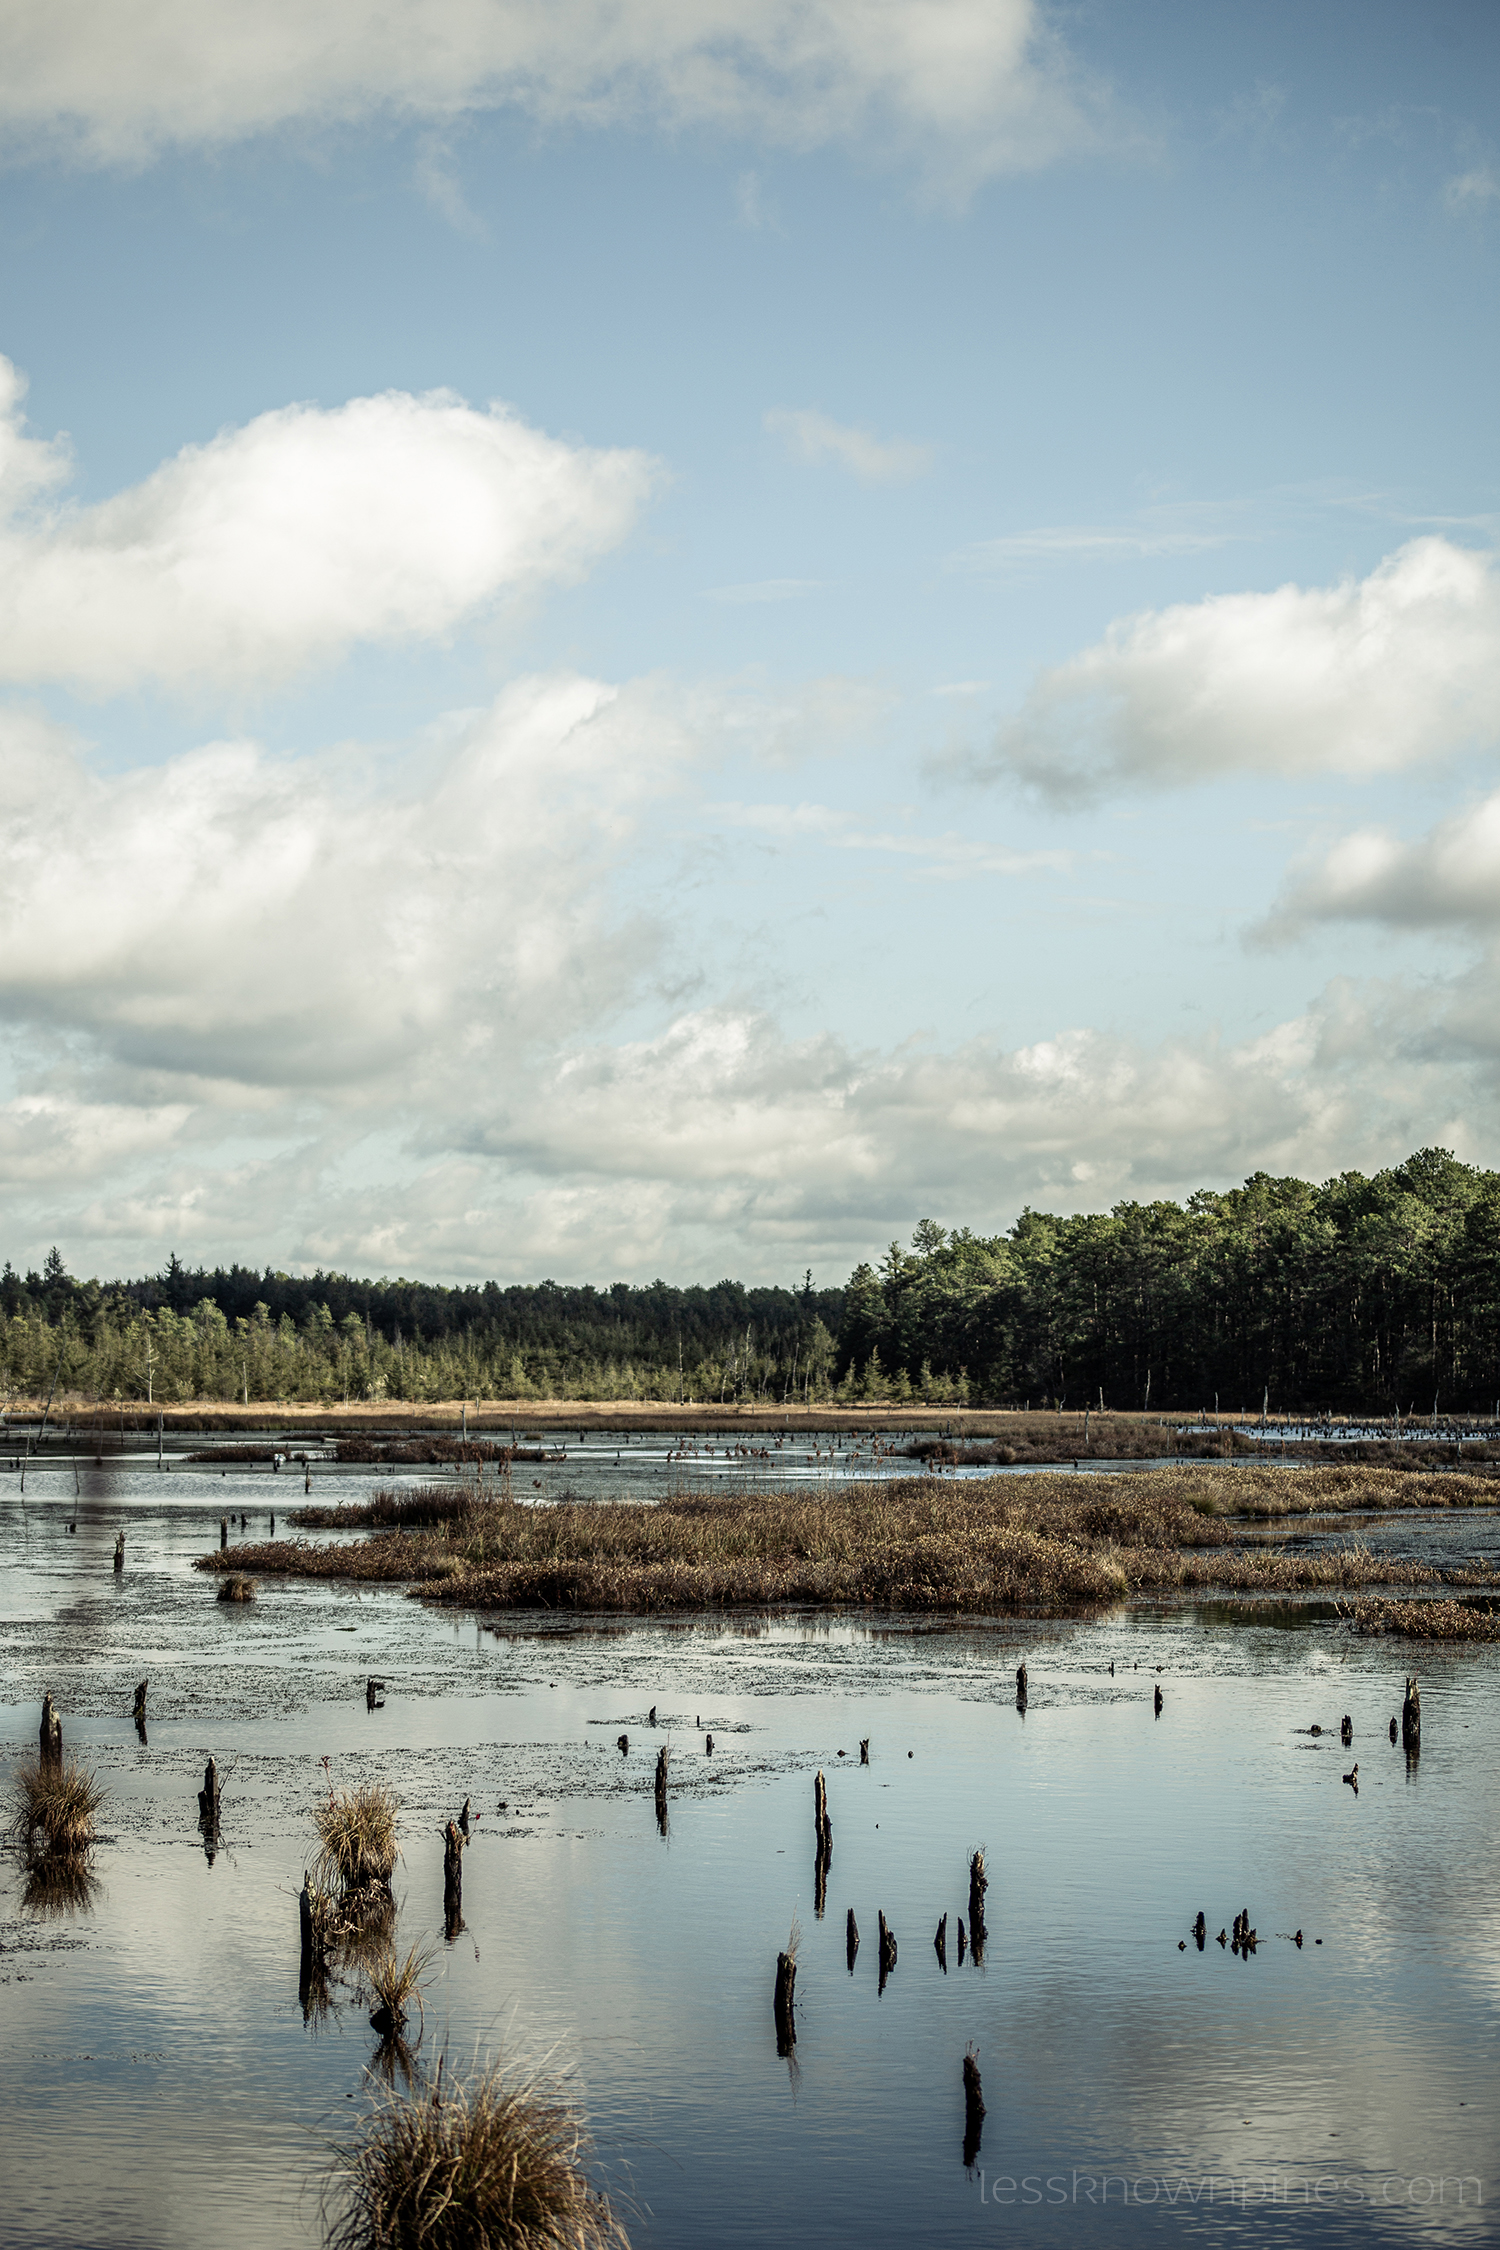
2, 1471, 1498, 2247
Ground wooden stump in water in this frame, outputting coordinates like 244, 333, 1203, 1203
1153, 1684, 1163, 1716
878, 1911, 897, 1981
221, 1517, 228, 1550
617, 1733, 629, 1755
133, 1679, 147, 1722
774, 1950, 797, 2053
1402, 1676, 1421, 1752
443, 1818, 464, 1920
366, 1677, 386, 1710
198, 1756, 221, 1824
968, 1849, 988, 1960
648, 1705, 657, 1727
846, 1908, 860, 1970
1389, 1715, 1398, 1743
859, 1738, 869, 1765
113, 1532, 125, 1574
459, 1795, 471, 1835
654, 1744, 669, 1803
39, 1693, 62, 1769
934, 1912, 948, 1970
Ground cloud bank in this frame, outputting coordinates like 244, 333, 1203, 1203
977, 538, 1500, 802
0, 0, 1102, 189
0, 364, 654, 693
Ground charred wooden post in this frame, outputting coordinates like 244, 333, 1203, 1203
935, 1912, 948, 1970
774, 1949, 797, 2054
859, 1737, 869, 1765
39, 1693, 62, 1769
1401, 1676, 1421, 1752
968, 1849, 988, 1959
113, 1531, 125, 1574
443, 1817, 464, 1918
1340, 1714, 1353, 1743
198, 1756, 221, 1825
133, 1678, 148, 1723
648, 1705, 657, 1726
877, 1910, 897, 1991
1154, 1683, 1163, 1716
705, 1733, 714, 1755
269, 1512, 275, 1535
220, 1517, 229, 1550
1015, 1661, 1028, 1711
962, 2047, 986, 2168
846, 1908, 860, 1970
654, 1744, 670, 1834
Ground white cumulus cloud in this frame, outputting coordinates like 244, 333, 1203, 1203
974, 537, 1500, 802
0, 360, 655, 692
765, 406, 934, 484
0, 0, 1105, 191
1264, 791, 1500, 937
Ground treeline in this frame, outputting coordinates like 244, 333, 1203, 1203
0, 1253, 848, 1407
3, 1147, 1499, 1410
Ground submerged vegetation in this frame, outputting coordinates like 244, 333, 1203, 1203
10, 1144, 1500, 1410
198, 1468, 1500, 1618
323, 2054, 629, 2250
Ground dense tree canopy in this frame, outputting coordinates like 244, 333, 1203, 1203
3, 1149, 1497, 1409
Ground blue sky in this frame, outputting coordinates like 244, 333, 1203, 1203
0, 0, 1497, 1285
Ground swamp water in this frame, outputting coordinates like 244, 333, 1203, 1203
2, 1465, 1498, 2248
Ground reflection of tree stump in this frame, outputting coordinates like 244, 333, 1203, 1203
962, 2048, 986, 2168
934, 1913, 948, 1970
654, 1745, 669, 1817
957, 1917, 967, 1965
1402, 1676, 1421, 1752
1153, 1684, 1163, 1717
846, 1908, 860, 1971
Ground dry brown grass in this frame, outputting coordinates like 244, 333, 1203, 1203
192, 1468, 1500, 1617
295, 1486, 474, 1531
1342, 1597, 1500, 1641
8, 1759, 105, 1862
313, 1782, 401, 1895
323, 2054, 629, 2250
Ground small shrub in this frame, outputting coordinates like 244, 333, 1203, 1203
324, 2054, 629, 2250
217, 1574, 259, 1602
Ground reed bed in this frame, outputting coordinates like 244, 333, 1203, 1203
8, 1758, 105, 1863
323, 2054, 629, 2250
313, 1782, 400, 1895
194, 1470, 1500, 1616
1342, 1597, 1500, 1641
295, 1487, 474, 1531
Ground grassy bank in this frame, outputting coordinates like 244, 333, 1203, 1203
197, 1467, 1500, 1617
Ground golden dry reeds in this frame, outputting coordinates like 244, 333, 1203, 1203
323, 2054, 629, 2250
313, 1782, 401, 1896
366, 1941, 434, 2034
195, 1468, 1500, 1618
8, 1758, 105, 1863
1342, 1597, 1500, 1641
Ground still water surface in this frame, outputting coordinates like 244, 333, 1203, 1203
2, 1468, 1497, 2248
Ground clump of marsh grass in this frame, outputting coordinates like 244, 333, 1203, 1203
324, 2053, 629, 2250
217, 1573, 259, 1602
313, 1780, 401, 1898
1343, 1596, 1500, 1641
366, 1940, 434, 2038
9, 1758, 105, 1864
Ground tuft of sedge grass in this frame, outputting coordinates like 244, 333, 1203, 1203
367, 1940, 434, 2032
324, 2053, 630, 2250
8, 1758, 105, 1863
1342, 1596, 1500, 1641
217, 1573, 258, 1602
313, 1782, 400, 1895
